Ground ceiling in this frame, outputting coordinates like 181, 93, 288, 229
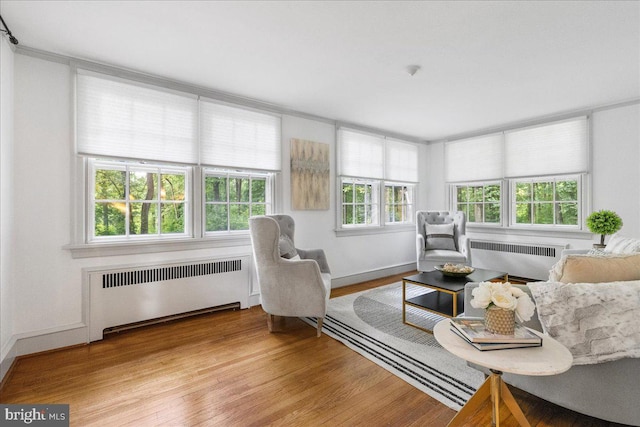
2, 1, 639, 141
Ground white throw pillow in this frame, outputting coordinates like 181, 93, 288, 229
604, 233, 640, 254
424, 222, 457, 251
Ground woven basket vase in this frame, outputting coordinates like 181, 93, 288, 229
485, 306, 515, 335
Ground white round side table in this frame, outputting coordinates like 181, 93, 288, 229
433, 319, 573, 427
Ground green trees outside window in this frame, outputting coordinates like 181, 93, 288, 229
385, 184, 414, 223
94, 165, 186, 238
205, 173, 269, 233
92, 160, 272, 241
514, 178, 578, 226
455, 183, 501, 224
342, 181, 378, 226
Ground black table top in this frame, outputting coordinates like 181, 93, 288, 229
403, 268, 507, 293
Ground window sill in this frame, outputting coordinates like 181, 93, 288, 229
467, 225, 593, 240
64, 235, 252, 259
335, 223, 415, 237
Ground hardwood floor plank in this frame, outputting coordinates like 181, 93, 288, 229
0, 272, 625, 426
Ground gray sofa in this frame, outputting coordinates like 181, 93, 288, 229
464, 282, 640, 426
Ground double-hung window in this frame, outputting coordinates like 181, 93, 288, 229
454, 182, 502, 224
338, 129, 418, 229
91, 160, 190, 239
446, 133, 504, 226
76, 69, 280, 247
342, 179, 379, 226
204, 170, 272, 233
445, 116, 589, 231
513, 176, 580, 226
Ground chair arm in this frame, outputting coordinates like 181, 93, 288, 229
416, 234, 425, 253
297, 248, 331, 274
260, 258, 329, 317
463, 282, 543, 332
458, 235, 471, 265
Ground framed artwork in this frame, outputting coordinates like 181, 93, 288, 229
290, 138, 330, 210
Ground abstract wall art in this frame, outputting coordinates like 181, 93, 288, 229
290, 138, 330, 210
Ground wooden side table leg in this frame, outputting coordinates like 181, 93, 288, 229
500, 381, 531, 427
447, 375, 492, 427
490, 372, 501, 426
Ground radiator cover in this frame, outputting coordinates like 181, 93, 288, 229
470, 240, 567, 281
88, 256, 250, 341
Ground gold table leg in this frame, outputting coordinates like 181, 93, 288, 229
447, 370, 531, 427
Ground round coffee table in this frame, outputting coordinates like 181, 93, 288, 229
433, 319, 573, 427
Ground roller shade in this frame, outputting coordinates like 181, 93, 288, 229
385, 138, 418, 182
76, 71, 198, 163
338, 129, 385, 179
200, 99, 281, 171
505, 117, 588, 177
445, 133, 503, 182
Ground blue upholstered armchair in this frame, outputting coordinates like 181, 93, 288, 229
416, 210, 471, 272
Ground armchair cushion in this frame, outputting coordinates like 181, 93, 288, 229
278, 234, 298, 259
424, 222, 456, 251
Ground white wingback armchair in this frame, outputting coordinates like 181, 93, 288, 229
416, 210, 471, 272
249, 215, 331, 337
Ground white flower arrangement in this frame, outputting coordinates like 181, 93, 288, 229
469, 281, 536, 322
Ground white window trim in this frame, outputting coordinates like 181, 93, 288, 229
450, 174, 592, 238
88, 159, 193, 243
67, 159, 276, 259
336, 177, 417, 235
338, 177, 381, 229
383, 181, 416, 226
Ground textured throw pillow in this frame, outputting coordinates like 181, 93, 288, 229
587, 248, 608, 257
604, 234, 640, 254
424, 223, 456, 251
278, 234, 298, 259
549, 252, 640, 283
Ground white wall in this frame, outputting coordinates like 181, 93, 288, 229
4, 49, 640, 367
3, 53, 418, 366
280, 115, 416, 282
591, 104, 640, 238
425, 104, 640, 250
0, 37, 16, 376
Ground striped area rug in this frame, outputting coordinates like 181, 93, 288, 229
303, 282, 484, 410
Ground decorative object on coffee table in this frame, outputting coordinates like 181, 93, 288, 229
586, 209, 622, 249
434, 263, 475, 277
470, 281, 535, 335
402, 268, 507, 333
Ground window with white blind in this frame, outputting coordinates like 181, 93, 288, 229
338, 129, 418, 229
445, 116, 589, 230
76, 69, 280, 246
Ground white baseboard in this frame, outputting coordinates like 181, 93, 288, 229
331, 262, 415, 288
0, 336, 18, 384
0, 324, 88, 384
14, 323, 88, 356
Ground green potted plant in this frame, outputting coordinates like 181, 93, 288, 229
586, 210, 623, 248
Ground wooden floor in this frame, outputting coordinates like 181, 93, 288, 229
0, 272, 627, 426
